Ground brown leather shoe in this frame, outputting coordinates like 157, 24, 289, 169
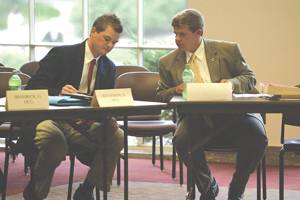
199, 178, 219, 200
73, 183, 95, 200
23, 181, 43, 200
186, 186, 196, 200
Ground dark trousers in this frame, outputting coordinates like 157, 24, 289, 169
173, 113, 268, 196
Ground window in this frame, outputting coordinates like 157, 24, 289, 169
0, 0, 186, 69
0, 0, 186, 146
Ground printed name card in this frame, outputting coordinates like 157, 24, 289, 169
186, 83, 232, 101
6, 89, 49, 111
91, 88, 134, 107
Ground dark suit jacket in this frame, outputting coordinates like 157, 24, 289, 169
17, 41, 117, 158
26, 40, 116, 94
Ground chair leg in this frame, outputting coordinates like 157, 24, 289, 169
67, 154, 75, 200
262, 156, 267, 200
117, 157, 121, 186
95, 186, 100, 200
256, 161, 262, 200
159, 136, 164, 171
279, 149, 285, 200
179, 158, 184, 185
2, 138, 10, 200
152, 136, 156, 165
172, 141, 176, 179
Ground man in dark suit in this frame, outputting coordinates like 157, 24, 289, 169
23, 14, 124, 200
156, 9, 268, 200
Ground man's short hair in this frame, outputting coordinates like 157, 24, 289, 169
92, 14, 123, 34
172, 9, 204, 32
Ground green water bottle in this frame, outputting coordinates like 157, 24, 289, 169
182, 64, 194, 100
8, 70, 22, 90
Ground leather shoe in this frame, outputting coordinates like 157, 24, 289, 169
73, 183, 95, 200
228, 195, 244, 200
23, 181, 42, 200
186, 186, 196, 200
199, 178, 219, 200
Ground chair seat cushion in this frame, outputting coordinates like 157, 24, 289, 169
117, 120, 176, 137
0, 122, 22, 138
283, 138, 300, 151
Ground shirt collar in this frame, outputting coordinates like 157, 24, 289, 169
85, 40, 100, 63
185, 39, 205, 63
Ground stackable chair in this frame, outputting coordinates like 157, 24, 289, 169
115, 65, 149, 78
279, 113, 300, 200
0, 71, 31, 200
19, 61, 40, 77
114, 71, 181, 185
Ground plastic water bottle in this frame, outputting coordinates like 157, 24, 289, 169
8, 70, 22, 90
182, 64, 194, 100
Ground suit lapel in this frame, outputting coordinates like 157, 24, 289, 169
174, 50, 187, 84
204, 39, 220, 82
70, 41, 85, 88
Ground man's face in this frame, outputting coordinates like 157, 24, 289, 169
89, 25, 120, 57
173, 25, 202, 53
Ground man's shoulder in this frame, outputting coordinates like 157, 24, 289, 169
160, 48, 182, 63
204, 39, 239, 49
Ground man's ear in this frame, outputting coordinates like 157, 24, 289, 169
196, 28, 203, 36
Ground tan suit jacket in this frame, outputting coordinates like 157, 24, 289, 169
157, 39, 262, 122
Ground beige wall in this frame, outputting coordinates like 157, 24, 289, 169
188, 0, 300, 146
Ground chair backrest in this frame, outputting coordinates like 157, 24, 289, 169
281, 113, 300, 143
115, 71, 159, 102
0, 66, 16, 72
115, 65, 149, 79
0, 72, 31, 98
20, 61, 40, 77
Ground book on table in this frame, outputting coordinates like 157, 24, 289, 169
260, 83, 300, 99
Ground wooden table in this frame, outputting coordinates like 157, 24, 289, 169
0, 100, 167, 200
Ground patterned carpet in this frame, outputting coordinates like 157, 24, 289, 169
6, 181, 300, 200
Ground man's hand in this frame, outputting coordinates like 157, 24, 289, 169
220, 79, 234, 90
60, 84, 78, 95
175, 83, 185, 94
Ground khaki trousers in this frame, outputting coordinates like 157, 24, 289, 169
32, 119, 123, 199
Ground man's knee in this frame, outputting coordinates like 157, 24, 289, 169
35, 120, 68, 159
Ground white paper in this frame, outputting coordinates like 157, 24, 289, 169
186, 83, 232, 101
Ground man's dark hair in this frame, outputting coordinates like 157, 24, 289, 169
172, 9, 204, 32
92, 14, 123, 33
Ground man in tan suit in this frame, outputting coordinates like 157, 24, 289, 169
157, 9, 268, 200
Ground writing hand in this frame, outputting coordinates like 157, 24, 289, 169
60, 84, 78, 95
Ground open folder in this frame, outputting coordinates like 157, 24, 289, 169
49, 96, 90, 106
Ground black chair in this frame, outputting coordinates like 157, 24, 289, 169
186, 114, 267, 200
0, 71, 31, 200
279, 113, 300, 200
19, 61, 40, 77
114, 72, 180, 185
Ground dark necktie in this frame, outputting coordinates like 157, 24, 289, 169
87, 59, 96, 94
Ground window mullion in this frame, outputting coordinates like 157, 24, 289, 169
137, 0, 143, 65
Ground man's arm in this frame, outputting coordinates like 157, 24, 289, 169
224, 43, 258, 94
156, 60, 178, 102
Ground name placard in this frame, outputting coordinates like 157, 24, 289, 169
91, 88, 134, 107
187, 83, 232, 101
6, 89, 49, 111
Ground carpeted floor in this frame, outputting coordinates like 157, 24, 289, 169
6, 181, 300, 200
1, 152, 300, 199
